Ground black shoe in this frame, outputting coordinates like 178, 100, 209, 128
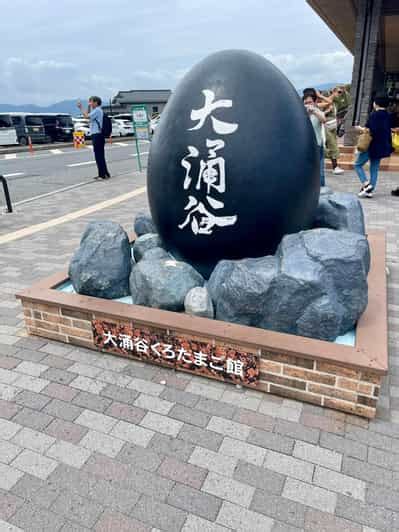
105, 173, 111, 179
358, 183, 373, 198
391, 188, 399, 197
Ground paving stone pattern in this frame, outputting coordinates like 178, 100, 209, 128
0, 169, 398, 530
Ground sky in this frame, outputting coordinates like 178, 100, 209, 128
0, 0, 353, 105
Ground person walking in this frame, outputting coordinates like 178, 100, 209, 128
77, 96, 110, 179
303, 91, 327, 186
355, 96, 393, 198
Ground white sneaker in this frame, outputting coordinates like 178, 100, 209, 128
333, 167, 344, 175
358, 184, 374, 198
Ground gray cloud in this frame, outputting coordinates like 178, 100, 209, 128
0, 0, 353, 104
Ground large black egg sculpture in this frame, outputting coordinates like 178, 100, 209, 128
147, 49, 320, 278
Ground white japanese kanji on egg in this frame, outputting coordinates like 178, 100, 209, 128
179, 89, 239, 236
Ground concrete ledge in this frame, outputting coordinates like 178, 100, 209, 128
16, 230, 388, 418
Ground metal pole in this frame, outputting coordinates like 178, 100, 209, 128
0, 176, 13, 213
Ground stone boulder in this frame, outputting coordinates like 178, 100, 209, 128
134, 212, 156, 236
208, 256, 279, 327
69, 221, 131, 299
313, 192, 365, 235
130, 258, 204, 311
142, 247, 170, 261
133, 233, 163, 262
184, 287, 214, 319
208, 228, 369, 341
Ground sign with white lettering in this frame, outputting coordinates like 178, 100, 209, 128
92, 320, 259, 386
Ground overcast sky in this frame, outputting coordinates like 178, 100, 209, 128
1, 0, 353, 105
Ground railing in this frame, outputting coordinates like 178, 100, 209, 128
0, 175, 13, 213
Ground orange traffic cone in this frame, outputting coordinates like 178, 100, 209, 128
28, 136, 34, 154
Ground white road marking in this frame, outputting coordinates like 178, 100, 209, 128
50, 149, 63, 154
4, 154, 17, 159
131, 151, 150, 157
3, 172, 24, 178
115, 142, 128, 147
67, 161, 95, 167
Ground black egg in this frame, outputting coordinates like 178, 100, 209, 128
147, 49, 320, 278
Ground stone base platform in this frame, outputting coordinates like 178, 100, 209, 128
16, 231, 388, 418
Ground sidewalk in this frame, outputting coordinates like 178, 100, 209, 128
0, 168, 398, 531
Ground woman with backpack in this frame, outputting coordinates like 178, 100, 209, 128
355, 96, 393, 198
77, 96, 111, 180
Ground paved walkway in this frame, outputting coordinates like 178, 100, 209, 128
0, 167, 398, 531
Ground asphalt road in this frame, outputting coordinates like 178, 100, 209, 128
0, 140, 150, 208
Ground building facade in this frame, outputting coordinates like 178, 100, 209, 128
103, 90, 172, 118
307, 0, 399, 144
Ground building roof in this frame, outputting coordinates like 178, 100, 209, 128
112, 90, 172, 104
307, 0, 399, 70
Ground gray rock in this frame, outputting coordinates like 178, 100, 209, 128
69, 221, 131, 299
208, 228, 369, 341
133, 233, 162, 261
134, 212, 156, 236
208, 256, 279, 327
142, 246, 170, 261
130, 258, 204, 311
184, 287, 214, 319
313, 192, 365, 235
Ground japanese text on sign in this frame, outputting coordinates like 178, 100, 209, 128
179, 89, 239, 236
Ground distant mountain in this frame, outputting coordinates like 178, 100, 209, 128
298, 82, 350, 94
0, 99, 88, 116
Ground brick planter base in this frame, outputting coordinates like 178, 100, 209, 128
16, 231, 388, 418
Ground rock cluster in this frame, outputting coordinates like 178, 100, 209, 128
69, 193, 370, 342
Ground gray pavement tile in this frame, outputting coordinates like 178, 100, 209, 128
148, 433, 195, 462
158, 456, 207, 489
233, 408, 275, 431
44, 418, 88, 444
117, 442, 163, 472
51, 491, 103, 528
342, 456, 394, 487
179, 424, 223, 452
43, 398, 83, 422
160, 387, 200, 408
169, 403, 211, 428
100, 383, 139, 404
41, 368, 77, 385
335, 494, 394, 530
234, 460, 286, 494
10, 501, 65, 532
13, 348, 47, 363
94, 510, 150, 532
72, 390, 112, 412
105, 400, 146, 424
274, 418, 320, 444
131, 494, 187, 532
42, 382, 79, 402
247, 428, 294, 454
250, 489, 306, 529
14, 389, 51, 410
0, 356, 19, 370
12, 407, 53, 431
319, 431, 368, 461
168, 482, 222, 521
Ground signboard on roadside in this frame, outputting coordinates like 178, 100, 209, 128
131, 105, 150, 170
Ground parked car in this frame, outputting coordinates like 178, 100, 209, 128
38, 113, 74, 142
0, 112, 49, 145
0, 114, 18, 146
150, 115, 160, 134
112, 118, 134, 137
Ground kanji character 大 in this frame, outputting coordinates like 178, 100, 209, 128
189, 90, 238, 135
103, 331, 117, 347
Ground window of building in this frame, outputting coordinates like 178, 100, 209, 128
152, 106, 159, 113
11, 116, 22, 125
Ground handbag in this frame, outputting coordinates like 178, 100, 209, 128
357, 128, 372, 153
392, 132, 399, 153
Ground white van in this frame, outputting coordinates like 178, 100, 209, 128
0, 114, 18, 146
